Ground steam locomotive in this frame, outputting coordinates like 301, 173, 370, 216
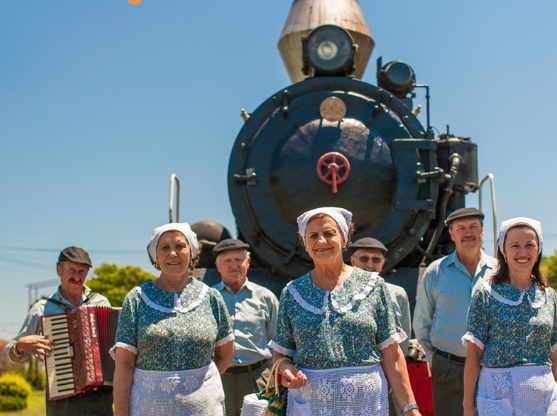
192, 0, 480, 308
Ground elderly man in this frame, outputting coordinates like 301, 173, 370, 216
349, 237, 411, 416
5, 246, 113, 416
413, 208, 497, 416
212, 239, 279, 416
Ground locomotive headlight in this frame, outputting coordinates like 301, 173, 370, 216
377, 61, 416, 98
316, 40, 338, 61
303, 25, 355, 76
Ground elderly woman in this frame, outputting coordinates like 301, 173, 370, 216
112, 223, 234, 416
269, 207, 421, 416
463, 217, 557, 416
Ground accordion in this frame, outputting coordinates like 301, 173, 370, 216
41, 306, 120, 400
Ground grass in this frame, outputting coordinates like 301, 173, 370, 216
0, 390, 45, 415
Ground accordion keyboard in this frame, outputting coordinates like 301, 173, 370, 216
43, 314, 75, 399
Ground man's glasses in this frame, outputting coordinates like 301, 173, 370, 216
351, 255, 384, 264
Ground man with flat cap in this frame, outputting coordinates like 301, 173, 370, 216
5, 246, 113, 416
413, 208, 497, 416
212, 239, 279, 416
349, 237, 411, 416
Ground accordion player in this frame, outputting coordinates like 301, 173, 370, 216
42, 305, 120, 400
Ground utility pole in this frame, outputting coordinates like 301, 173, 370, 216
25, 279, 58, 308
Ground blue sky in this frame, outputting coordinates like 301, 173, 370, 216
1, 0, 556, 339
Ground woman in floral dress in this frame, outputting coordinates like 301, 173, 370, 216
463, 217, 557, 416
112, 223, 234, 416
269, 207, 421, 416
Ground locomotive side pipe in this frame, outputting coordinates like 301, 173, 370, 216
420, 153, 462, 265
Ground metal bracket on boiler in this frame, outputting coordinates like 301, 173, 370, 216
273, 90, 291, 116
416, 163, 444, 184
233, 168, 257, 186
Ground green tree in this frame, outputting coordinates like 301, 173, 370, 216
542, 250, 557, 291
87, 263, 156, 307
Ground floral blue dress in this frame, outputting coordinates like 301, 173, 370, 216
115, 277, 233, 370
270, 268, 405, 416
464, 282, 557, 368
463, 282, 557, 416
270, 267, 405, 368
113, 278, 234, 415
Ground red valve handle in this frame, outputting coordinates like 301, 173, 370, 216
316, 152, 351, 193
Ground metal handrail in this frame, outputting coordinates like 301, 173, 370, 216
169, 174, 180, 223
478, 173, 497, 254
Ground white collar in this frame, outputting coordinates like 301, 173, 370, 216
483, 282, 547, 309
287, 271, 379, 315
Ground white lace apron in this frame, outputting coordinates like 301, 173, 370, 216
130, 361, 225, 415
477, 365, 557, 416
286, 364, 388, 416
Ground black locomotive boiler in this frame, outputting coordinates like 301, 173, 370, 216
192, 0, 479, 307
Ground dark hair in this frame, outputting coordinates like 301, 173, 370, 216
491, 225, 547, 288
298, 213, 355, 251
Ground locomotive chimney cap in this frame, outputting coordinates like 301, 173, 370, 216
278, 0, 374, 83
212, 239, 250, 258
445, 208, 485, 226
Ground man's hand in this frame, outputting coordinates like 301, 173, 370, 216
14, 335, 55, 362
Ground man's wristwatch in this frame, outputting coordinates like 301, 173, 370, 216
401, 403, 419, 414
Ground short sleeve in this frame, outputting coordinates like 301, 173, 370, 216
208, 289, 233, 344
269, 286, 296, 356
463, 285, 490, 350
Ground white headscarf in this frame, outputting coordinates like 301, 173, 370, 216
297, 207, 353, 245
497, 217, 543, 255
147, 222, 199, 264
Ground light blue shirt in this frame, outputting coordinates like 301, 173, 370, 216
413, 250, 497, 361
213, 278, 279, 365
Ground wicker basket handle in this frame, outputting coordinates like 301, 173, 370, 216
268, 357, 293, 396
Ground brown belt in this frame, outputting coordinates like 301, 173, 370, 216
225, 359, 269, 374
434, 348, 466, 363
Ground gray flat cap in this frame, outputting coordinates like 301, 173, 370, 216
212, 239, 250, 257
349, 237, 387, 254
445, 207, 484, 226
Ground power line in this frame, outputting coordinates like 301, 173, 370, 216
0, 247, 143, 254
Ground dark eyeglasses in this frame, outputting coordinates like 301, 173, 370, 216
351, 255, 384, 264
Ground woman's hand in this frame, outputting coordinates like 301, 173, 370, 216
279, 361, 307, 389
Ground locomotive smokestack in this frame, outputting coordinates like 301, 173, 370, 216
278, 0, 374, 84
